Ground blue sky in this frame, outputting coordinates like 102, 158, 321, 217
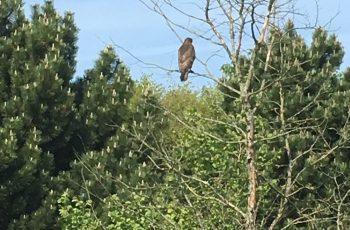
24, 0, 350, 89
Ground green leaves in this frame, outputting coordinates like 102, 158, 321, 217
2, 1, 350, 229
58, 192, 102, 230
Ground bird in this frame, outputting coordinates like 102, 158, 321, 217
178, 37, 195, 81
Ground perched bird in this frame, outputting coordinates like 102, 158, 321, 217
178, 37, 195, 81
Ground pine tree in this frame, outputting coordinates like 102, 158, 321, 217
0, 0, 77, 228
72, 45, 133, 152
220, 21, 350, 228
58, 70, 166, 228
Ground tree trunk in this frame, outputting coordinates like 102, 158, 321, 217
245, 100, 257, 230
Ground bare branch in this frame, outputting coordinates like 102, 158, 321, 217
258, 0, 276, 44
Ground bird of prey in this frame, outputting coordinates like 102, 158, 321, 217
178, 37, 195, 81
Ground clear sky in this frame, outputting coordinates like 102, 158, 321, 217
23, 0, 350, 89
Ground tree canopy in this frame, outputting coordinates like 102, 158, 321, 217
0, 0, 349, 229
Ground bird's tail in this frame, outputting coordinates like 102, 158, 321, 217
180, 71, 189, 81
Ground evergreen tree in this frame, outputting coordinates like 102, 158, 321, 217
59, 75, 167, 228
0, 0, 77, 228
3, 0, 347, 228
220, 21, 350, 228
72, 45, 133, 152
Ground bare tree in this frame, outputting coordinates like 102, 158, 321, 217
136, 0, 281, 228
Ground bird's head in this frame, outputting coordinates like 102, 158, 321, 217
184, 37, 193, 44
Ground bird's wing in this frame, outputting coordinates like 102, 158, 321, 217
178, 44, 195, 71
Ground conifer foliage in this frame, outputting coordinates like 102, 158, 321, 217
0, 0, 77, 228
1, 0, 350, 229
1, 1, 164, 228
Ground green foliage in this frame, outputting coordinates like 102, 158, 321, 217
58, 192, 102, 230
57, 74, 167, 228
58, 20, 348, 230
59, 191, 164, 230
72, 45, 133, 151
1, 1, 350, 229
0, 0, 77, 228
220, 21, 350, 228
57, 20, 350, 226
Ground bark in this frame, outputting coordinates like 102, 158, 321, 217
245, 104, 257, 230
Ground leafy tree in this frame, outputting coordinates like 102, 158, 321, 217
161, 86, 223, 143
58, 82, 243, 228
